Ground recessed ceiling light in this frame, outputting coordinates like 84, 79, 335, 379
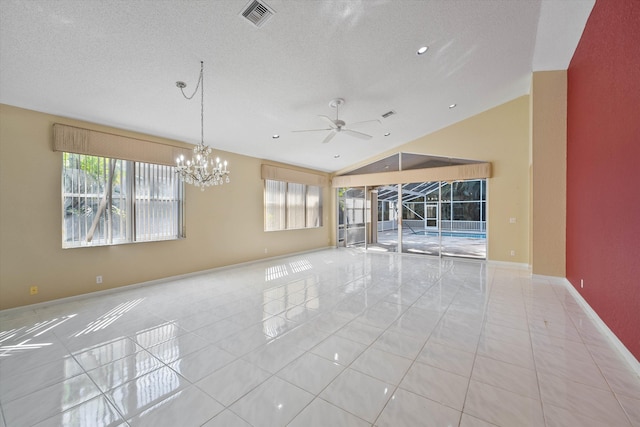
334, 154, 340, 159
272, 134, 280, 139
448, 104, 457, 109
416, 46, 429, 55
384, 132, 391, 136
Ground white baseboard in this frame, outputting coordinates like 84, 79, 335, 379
532, 273, 567, 285
487, 260, 531, 270
1, 246, 333, 315
5, 248, 638, 378
561, 278, 640, 376
481, 271, 639, 375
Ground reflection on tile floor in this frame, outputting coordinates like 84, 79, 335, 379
1, 248, 639, 426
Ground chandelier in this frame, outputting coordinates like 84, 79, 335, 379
175, 61, 230, 190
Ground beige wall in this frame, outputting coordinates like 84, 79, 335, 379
530, 71, 567, 276
0, 89, 562, 309
0, 104, 333, 309
335, 96, 531, 264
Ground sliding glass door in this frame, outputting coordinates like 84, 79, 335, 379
439, 180, 487, 258
337, 187, 366, 248
338, 179, 487, 259
369, 185, 398, 253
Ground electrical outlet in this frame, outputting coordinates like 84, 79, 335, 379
509, 217, 517, 224
264, 248, 268, 254
30, 286, 38, 295
96, 275, 103, 284
510, 250, 516, 257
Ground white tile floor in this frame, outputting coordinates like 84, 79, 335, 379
1, 248, 639, 426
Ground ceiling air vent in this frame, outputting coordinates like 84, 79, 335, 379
381, 110, 396, 119
241, 0, 275, 28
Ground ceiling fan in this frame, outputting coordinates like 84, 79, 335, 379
293, 98, 381, 144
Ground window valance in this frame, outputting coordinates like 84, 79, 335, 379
261, 164, 328, 186
53, 123, 192, 167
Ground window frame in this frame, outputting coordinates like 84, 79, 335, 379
264, 179, 323, 232
62, 152, 185, 248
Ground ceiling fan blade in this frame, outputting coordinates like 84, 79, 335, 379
342, 129, 373, 140
322, 131, 337, 144
318, 115, 338, 129
292, 128, 333, 133
349, 119, 382, 126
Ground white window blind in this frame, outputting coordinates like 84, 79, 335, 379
135, 162, 183, 242
306, 185, 321, 228
264, 179, 322, 231
286, 183, 306, 230
265, 180, 286, 232
62, 153, 184, 248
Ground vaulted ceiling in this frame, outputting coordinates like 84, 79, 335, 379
0, 0, 594, 172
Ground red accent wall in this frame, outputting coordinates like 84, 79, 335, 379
567, 0, 640, 360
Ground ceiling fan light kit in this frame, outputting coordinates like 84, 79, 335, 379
293, 98, 381, 144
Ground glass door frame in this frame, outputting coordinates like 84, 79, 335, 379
336, 179, 486, 260
336, 187, 367, 249
425, 203, 439, 230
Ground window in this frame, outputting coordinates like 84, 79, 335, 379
305, 185, 321, 228
440, 179, 486, 223
62, 153, 184, 247
264, 180, 286, 231
264, 179, 322, 231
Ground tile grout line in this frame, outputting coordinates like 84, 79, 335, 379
279, 263, 447, 426
557, 284, 636, 426
457, 267, 495, 427
367, 267, 469, 426
521, 276, 549, 427
4, 249, 637, 426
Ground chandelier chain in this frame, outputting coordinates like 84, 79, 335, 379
175, 61, 230, 190
178, 61, 204, 146
178, 62, 202, 101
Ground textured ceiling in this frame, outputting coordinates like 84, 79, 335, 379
0, 0, 594, 173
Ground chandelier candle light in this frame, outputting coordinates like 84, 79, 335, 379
175, 61, 230, 190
